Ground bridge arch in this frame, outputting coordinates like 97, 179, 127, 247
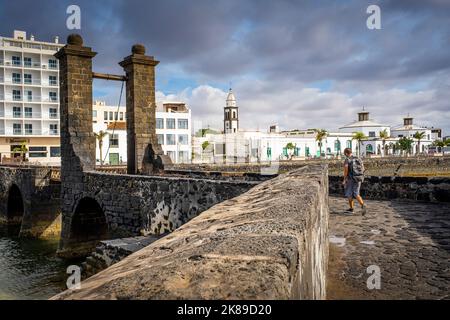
7, 184, 24, 224
71, 197, 109, 242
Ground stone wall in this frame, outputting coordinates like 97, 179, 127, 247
329, 175, 450, 202
58, 171, 258, 257
173, 156, 450, 177
53, 164, 329, 300
0, 166, 61, 238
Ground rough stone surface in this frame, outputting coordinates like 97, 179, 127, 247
329, 175, 450, 202
328, 196, 450, 300
52, 165, 329, 300
0, 166, 61, 238
57, 170, 258, 257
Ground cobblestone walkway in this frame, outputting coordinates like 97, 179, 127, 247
327, 196, 450, 300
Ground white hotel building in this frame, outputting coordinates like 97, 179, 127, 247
92, 101, 192, 165
0, 30, 63, 164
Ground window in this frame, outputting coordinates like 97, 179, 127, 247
109, 111, 113, 120
13, 123, 21, 135
178, 119, 188, 129
346, 140, 352, 149
25, 107, 33, 118
13, 106, 21, 118
49, 92, 57, 102
12, 56, 21, 66
178, 151, 188, 163
156, 118, 164, 129
49, 124, 58, 135
232, 111, 236, 118
13, 89, 21, 101
49, 108, 57, 119
49, 75, 57, 86
166, 118, 175, 129
24, 57, 32, 67
24, 123, 33, 134
166, 134, 176, 145
114, 112, 118, 121
119, 112, 124, 121
334, 140, 341, 152
29, 146, 47, 158
25, 90, 33, 102
24, 74, 32, 84
109, 134, 119, 147
12, 73, 21, 84
48, 59, 57, 69
50, 146, 61, 157
178, 134, 188, 145
369, 131, 376, 138
104, 111, 108, 120
157, 134, 164, 145
92, 110, 97, 118
166, 151, 176, 162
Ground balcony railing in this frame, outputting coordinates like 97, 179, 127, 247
0, 59, 59, 69
42, 96, 58, 103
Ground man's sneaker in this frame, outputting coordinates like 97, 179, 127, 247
361, 204, 367, 216
346, 208, 354, 213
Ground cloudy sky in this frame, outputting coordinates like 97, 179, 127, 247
1, 0, 449, 134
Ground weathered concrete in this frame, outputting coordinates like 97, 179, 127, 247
329, 175, 450, 202
328, 196, 450, 300
52, 165, 329, 300
0, 166, 61, 238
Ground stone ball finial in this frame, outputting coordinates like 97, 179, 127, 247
132, 44, 146, 55
67, 34, 83, 46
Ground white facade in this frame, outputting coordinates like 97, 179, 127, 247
0, 30, 63, 164
156, 102, 192, 164
92, 101, 192, 165
193, 92, 442, 164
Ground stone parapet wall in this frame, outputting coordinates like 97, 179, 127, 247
172, 156, 450, 177
53, 164, 329, 300
329, 175, 450, 202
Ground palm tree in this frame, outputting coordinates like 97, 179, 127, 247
352, 132, 367, 157
285, 142, 296, 160
397, 137, 414, 156
12, 142, 28, 162
432, 139, 446, 155
379, 129, 389, 157
413, 131, 426, 155
94, 130, 107, 165
315, 129, 327, 158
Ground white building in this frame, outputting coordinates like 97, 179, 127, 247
0, 30, 63, 164
390, 117, 433, 154
92, 101, 192, 165
192, 92, 441, 164
156, 102, 192, 164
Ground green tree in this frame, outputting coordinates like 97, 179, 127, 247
379, 129, 390, 157
12, 142, 28, 162
352, 132, 367, 157
397, 137, 414, 156
94, 130, 107, 165
413, 131, 426, 155
315, 129, 327, 157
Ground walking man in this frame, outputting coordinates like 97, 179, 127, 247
343, 148, 367, 215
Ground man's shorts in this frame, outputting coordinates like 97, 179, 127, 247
345, 179, 362, 199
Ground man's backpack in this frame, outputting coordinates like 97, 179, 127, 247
349, 156, 365, 182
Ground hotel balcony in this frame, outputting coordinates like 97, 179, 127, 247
0, 59, 59, 70
3, 128, 59, 136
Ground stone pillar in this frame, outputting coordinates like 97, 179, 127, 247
119, 44, 171, 175
55, 34, 97, 257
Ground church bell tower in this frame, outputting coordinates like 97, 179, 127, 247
224, 88, 239, 134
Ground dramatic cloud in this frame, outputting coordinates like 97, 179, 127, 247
1, 0, 449, 134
